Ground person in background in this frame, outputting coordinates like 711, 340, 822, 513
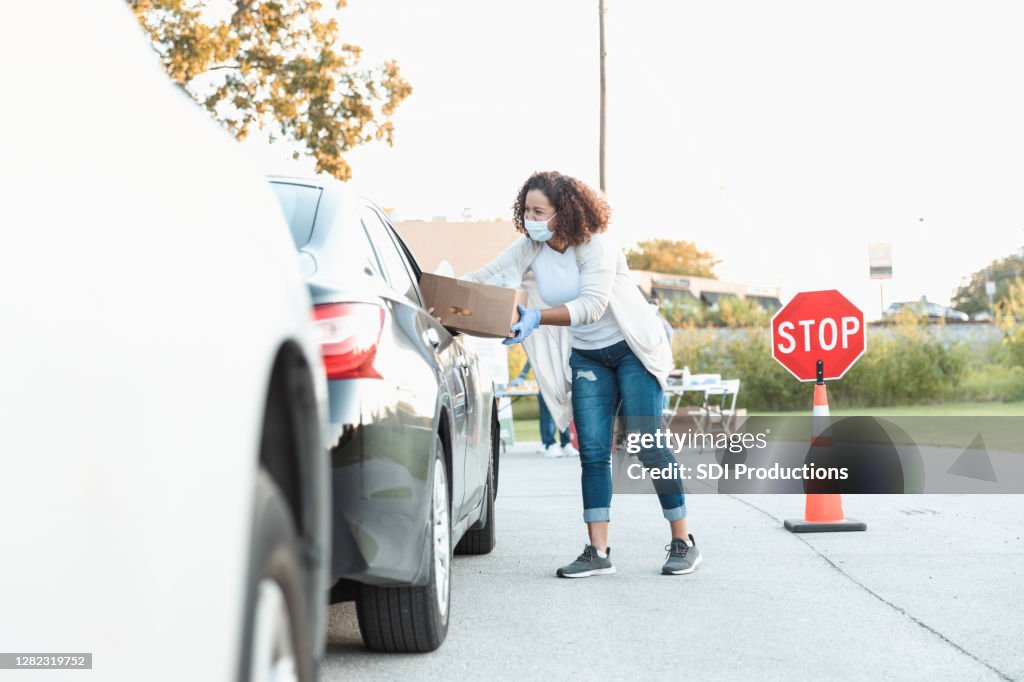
648, 297, 674, 413
510, 360, 578, 458
649, 297, 674, 347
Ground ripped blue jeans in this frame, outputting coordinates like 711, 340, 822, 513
569, 340, 686, 523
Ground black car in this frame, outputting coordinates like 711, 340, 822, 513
268, 175, 499, 653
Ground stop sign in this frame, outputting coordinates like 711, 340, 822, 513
771, 290, 866, 381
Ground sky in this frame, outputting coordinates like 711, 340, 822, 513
250, 0, 1024, 319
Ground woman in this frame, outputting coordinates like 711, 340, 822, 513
461, 171, 703, 578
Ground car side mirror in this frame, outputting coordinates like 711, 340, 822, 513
296, 251, 316, 278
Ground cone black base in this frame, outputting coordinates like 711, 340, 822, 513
784, 518, 867, 533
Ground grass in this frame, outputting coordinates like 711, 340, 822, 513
509, 403, 1024, 451
751, 401, 1024, 452
752, 401, 1024, 417
513, 418, 541, 443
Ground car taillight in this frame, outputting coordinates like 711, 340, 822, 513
312, 303, 385, 380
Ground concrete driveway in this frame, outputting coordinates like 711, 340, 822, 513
322, 442, 1024, 680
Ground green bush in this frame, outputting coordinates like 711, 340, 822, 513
995, 276, 1024, 367
951, 364, 1024, 402
505, 307, 1008, 413
671, 322, 970, 411
659, 297, 769, 328
672, 327, 806, 410
833, 323, 968, 407
503, 343, 541, 420
506, 343, 529, 383
1003, 325, 1024, 368
661, 298, 705, 327
511, 395, 541, 420
707, 297, 771, 328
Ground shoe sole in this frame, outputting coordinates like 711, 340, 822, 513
663, 552, 704, 575
556, 566, 617, 578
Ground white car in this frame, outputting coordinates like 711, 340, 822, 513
884, 300, 970, 322
0, 4, 329, 682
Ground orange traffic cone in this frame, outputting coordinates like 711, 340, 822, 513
784, 362, 866, 533
810, 383, 833, 447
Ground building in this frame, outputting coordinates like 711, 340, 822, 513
630, 270, 782, 311
395, 219, 520, 275
396, 218, 780, 310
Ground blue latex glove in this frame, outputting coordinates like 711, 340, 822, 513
509, 376, 525, 387
503, 304, 541, 346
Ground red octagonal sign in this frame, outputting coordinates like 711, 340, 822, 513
771, 290, 866, 381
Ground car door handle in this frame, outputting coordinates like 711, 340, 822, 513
422, 327, 441, 350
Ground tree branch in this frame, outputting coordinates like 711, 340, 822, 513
232, 0, 256, 28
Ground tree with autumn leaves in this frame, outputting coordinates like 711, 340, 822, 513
128, 0, 412, 180
625, 238, 719, 278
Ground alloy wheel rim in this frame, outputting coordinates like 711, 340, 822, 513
250, 578, 298, 682
433, 457, 451, 619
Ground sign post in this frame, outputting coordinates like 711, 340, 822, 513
869, 242, 893, 318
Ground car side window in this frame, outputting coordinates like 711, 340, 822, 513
352, 219, 386, 279
360, 205, 420, 304
380, 213, 423, 281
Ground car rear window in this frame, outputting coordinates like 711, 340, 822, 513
269, 181, 322, 249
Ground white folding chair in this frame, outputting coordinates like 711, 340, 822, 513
662, 381, 683, 430
703, 379, 741, 436
662, 381, 709, 434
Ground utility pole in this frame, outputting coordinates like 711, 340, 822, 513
598, 0, 607, 193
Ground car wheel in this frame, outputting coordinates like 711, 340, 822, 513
490, 404, 500, 498
356, 436, 451, 652
239, 470, 313, 682
454, 444, 496, 556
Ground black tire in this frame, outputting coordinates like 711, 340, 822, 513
238, 471, 313, 682
490, 404, 500, 498
356, 437, 451, 653
454, 445, 496, 555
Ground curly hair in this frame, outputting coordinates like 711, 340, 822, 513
512, 171, 611, 246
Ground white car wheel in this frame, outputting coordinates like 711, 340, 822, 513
432, 454, 451, 618
249, 578, 298, 682
240, 472, 312, 682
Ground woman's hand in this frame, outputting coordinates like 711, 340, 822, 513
427, 306, 443, 325
503, 304, 541, 345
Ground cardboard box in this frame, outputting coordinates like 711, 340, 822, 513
419, 273, 528, 338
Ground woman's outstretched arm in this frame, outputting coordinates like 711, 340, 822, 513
539, 306, 571, 326
459, 236, 530, 284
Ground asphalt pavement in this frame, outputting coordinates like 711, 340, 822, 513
322, 441, 1024, 681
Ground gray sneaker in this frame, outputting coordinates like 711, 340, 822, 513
662, 535, 703, 575
556, 544, 616, 578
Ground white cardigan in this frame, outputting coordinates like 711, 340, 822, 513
460, 234, 674, 431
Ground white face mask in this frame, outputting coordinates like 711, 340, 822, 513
524, 217, 555, 242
